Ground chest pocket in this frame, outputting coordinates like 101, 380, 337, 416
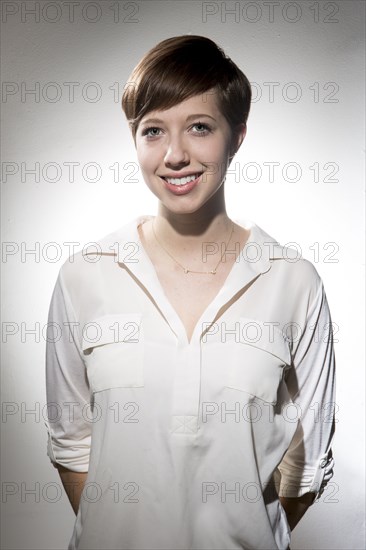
225, 317, 292, 405
81, 313, 144, 393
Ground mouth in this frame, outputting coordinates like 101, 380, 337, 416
160, 172, 203, 186
160, 172, 203, 195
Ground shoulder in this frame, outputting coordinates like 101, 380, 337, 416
253, 222, 324, 300
271, 243, 325, 311
57, 219, 139, 290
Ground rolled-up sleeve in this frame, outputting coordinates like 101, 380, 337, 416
44, 270, 91, 473
278, 275, 336, 501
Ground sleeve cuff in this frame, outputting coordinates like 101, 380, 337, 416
45, 421, 90, 473
278, 450, 334, 500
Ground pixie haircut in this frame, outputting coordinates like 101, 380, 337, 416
121, 35, 252, 142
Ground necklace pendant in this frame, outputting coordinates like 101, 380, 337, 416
184, 268, 189, 274
211, 269, 217, 275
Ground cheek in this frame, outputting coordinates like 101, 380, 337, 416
198, 135, 229, 158
136, 140, 162, 165
136, 151, 158, 188
136, 147, 152, 172
201, 141, 230, 176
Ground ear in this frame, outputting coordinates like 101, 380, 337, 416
229, 123, 247, 159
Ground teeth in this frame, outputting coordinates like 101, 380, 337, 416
165, 173, 200, 186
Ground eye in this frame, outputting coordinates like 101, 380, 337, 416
141, 126, 162, 138
191, 122, 212, 136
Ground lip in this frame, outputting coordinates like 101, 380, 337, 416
160, 173, 202, 195
160, 171, 203, 179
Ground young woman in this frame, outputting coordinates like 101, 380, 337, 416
45, 35, 336, 550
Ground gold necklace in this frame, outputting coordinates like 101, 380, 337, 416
151, 219, 235, 275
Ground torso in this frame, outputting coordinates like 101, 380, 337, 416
138, 219, 250, 343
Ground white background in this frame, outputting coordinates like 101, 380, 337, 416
1, 0, 365, 548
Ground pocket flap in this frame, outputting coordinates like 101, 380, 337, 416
225, 317, 292, 404
81, 313, 142, 351
236, 317, 291, 364
81, 314, 144, 393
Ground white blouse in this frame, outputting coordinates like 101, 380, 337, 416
45, 215, 336, 550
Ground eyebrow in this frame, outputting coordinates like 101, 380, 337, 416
140, 114, 217, 125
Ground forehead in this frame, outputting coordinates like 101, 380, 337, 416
140, 90, 224, 124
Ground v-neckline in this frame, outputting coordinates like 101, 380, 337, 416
133, 216, 253, 346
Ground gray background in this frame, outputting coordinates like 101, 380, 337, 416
1, 1, 365, 548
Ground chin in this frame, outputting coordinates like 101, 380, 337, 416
162, 203, 202, 215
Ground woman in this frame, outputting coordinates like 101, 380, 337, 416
45, 35, 336, 550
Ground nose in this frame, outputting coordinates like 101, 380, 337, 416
163, 134, 189, 167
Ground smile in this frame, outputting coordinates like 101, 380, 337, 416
162, 173, 203, 186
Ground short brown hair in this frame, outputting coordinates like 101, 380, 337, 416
121, 35, 252, 141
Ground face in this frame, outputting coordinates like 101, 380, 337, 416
134, 90, 246, 215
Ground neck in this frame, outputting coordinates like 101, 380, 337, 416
154, 192, 232, 253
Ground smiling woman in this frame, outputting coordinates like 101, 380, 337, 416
135, 91, 246, 210
45, 35, 336, 550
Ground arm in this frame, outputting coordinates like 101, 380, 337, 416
45, 271, 92, 510
56, 465, 88, 515
279, 493, 316, 531
277, 272, 336, 525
